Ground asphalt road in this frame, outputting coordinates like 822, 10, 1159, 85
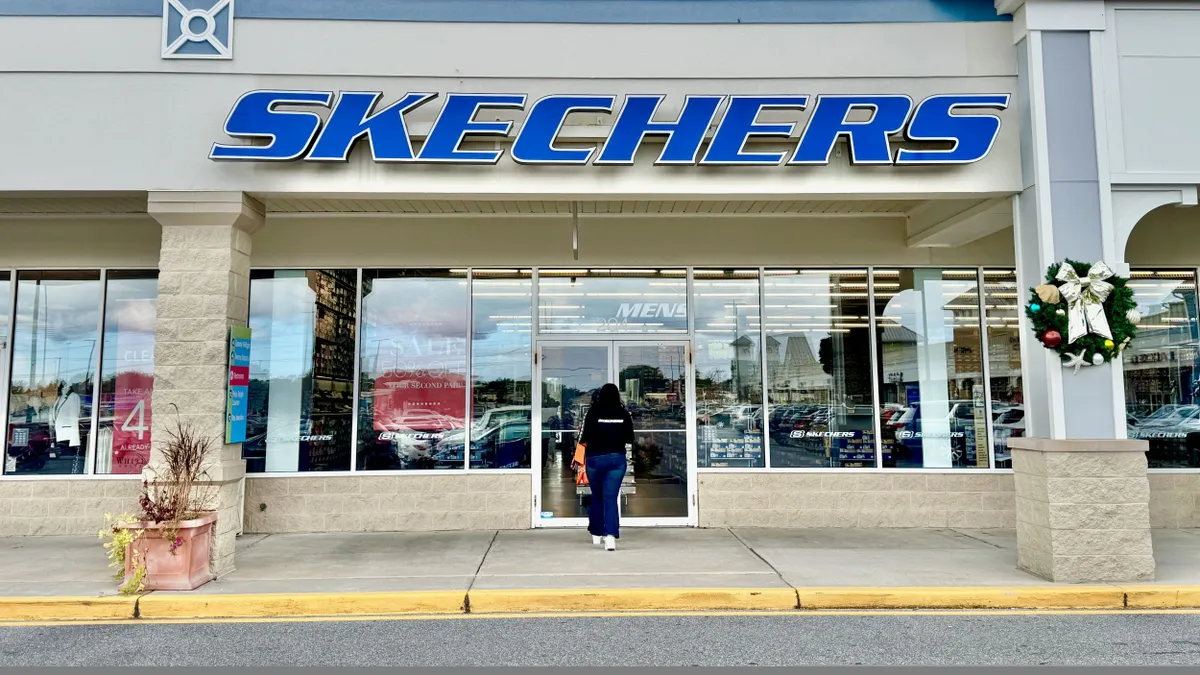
3, 612, 1200, 666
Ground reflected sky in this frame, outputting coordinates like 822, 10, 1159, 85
10, 275, 101, 391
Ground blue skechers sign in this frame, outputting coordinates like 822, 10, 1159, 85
210, 91, 1009, 166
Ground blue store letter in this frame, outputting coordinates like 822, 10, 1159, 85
790, 95, 913, 165
512, 95, 617, 164
895, 94, 1010, 165
700, 96, 809, 165
595, 95, 724, 165
307, 92, 437, 162
418, 93, 527, 164
210, 90, 333, 161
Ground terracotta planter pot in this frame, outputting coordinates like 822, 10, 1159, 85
124, 512, 217, 591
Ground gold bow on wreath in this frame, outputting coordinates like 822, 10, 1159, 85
1056, 261, 1115, 344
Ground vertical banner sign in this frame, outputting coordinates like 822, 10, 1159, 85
110, 328, 155, 474
226, 327, 252, 444
973, 384, 988, 468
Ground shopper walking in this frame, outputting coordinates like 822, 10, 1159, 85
576, 383, 633, 551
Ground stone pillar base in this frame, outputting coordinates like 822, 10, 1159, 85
1010, 438, 1154, 583
148, 191, 263, 580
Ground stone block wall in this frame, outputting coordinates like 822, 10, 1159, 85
0, 480, 141, 536
242, 474, 532, 533
697, 473, 1017, 528
0, 469, 1195, 537
1011, 441, 1154, 583
1149, 473, 1200, 528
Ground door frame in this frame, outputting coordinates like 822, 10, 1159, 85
531, 337, 697, 529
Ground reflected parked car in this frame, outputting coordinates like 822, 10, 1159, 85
992, 406, 1025, 466
432, 418, 532, 469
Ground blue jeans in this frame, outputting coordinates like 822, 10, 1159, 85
585, 452, 626, 538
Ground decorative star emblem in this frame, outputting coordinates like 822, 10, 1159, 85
1063, 350, 1090, 374
162, 0, 234, 60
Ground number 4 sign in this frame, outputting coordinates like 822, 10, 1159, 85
111, 368, 154, 474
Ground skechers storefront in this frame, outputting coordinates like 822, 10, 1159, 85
1, 0, 1200, 569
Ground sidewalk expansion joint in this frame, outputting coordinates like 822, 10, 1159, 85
948, 529, 1004, 549
727, 528, 799, 608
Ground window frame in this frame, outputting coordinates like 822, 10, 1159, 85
0, 267, 157, 481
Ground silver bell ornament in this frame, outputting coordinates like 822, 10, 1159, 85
1126, 309, 1142, 325
1092, 353, 1105, 366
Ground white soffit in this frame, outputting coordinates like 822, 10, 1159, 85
0, 194, 148, 214
262, 198, 923, 216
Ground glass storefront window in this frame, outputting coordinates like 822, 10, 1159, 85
1123, 269, 1200, 468
694, 269, 764, 467
244, 270, 357, 473
875, 269, 988, 469
0, 273, 9, 472
5, 271, 101, 475
469, 270, 533, 469
537, 269, 687, 335
983, 270, 1023, 469
357, 269, 468, 470
765, 269, 876, 468
95, 271, 158, 475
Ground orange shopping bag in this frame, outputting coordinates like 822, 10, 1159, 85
573, 442, 588, 486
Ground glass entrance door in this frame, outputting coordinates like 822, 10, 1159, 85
534, 340, 695, 527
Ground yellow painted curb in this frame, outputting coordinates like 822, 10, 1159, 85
136, 591, 466, 619
0, 596, 138, 622
796, 586, 1126, 610
466, 588, 799, 614
1123, 585, 1200, 609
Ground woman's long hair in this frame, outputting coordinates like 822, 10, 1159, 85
593, 383, 625, 415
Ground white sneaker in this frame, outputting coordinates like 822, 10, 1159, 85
592, 535, 602, 545
604, 535, 616, 551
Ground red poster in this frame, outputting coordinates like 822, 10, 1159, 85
111, 351, 154, 475
372, 370, 466, 441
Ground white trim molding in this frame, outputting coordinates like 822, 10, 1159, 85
1111, 184, 1200, 260
997, 0, 1106, 42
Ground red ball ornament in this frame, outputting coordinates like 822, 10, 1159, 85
1042, 330, 1062, 349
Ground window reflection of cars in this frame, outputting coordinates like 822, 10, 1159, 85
701, 405, 760, 431
891, 401, 979, 466
432, 419, 531, 469
1133, 405, 1200, 466
374, 409, 463, 434
363, 409, 462, 471
992, 407, 1025, 466
441, 405, 530, 450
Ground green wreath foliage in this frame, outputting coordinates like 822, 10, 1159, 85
1024, 259, 1138, 364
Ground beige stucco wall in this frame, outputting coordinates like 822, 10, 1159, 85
251, 215, 1016, 269
697, 472, 1018, 528
242, 474, 532, 533
1149, 473, 1200, 528
0, 480, 141, 536
0, 216, 160, 268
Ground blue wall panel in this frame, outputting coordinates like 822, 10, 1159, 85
0, 0, 1010, 23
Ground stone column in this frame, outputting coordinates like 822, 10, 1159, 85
1009, 438, 1154, 582
996, 0, 1157, 581
147, 191, 263, 578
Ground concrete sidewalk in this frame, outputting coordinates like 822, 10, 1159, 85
1, 527, 1199, 618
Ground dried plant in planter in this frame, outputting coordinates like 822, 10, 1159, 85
139, 413, 218, 553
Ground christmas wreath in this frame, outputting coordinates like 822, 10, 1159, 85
1024, 259, 1139, 372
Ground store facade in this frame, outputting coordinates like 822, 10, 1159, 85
0, 0, 1198, 574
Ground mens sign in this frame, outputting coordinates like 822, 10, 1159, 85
210, 91, 1009, 167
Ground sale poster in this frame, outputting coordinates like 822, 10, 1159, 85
110, 359, 154, 474
372, 370, 466, 439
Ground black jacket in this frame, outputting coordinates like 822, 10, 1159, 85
579, 406, 634, 458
